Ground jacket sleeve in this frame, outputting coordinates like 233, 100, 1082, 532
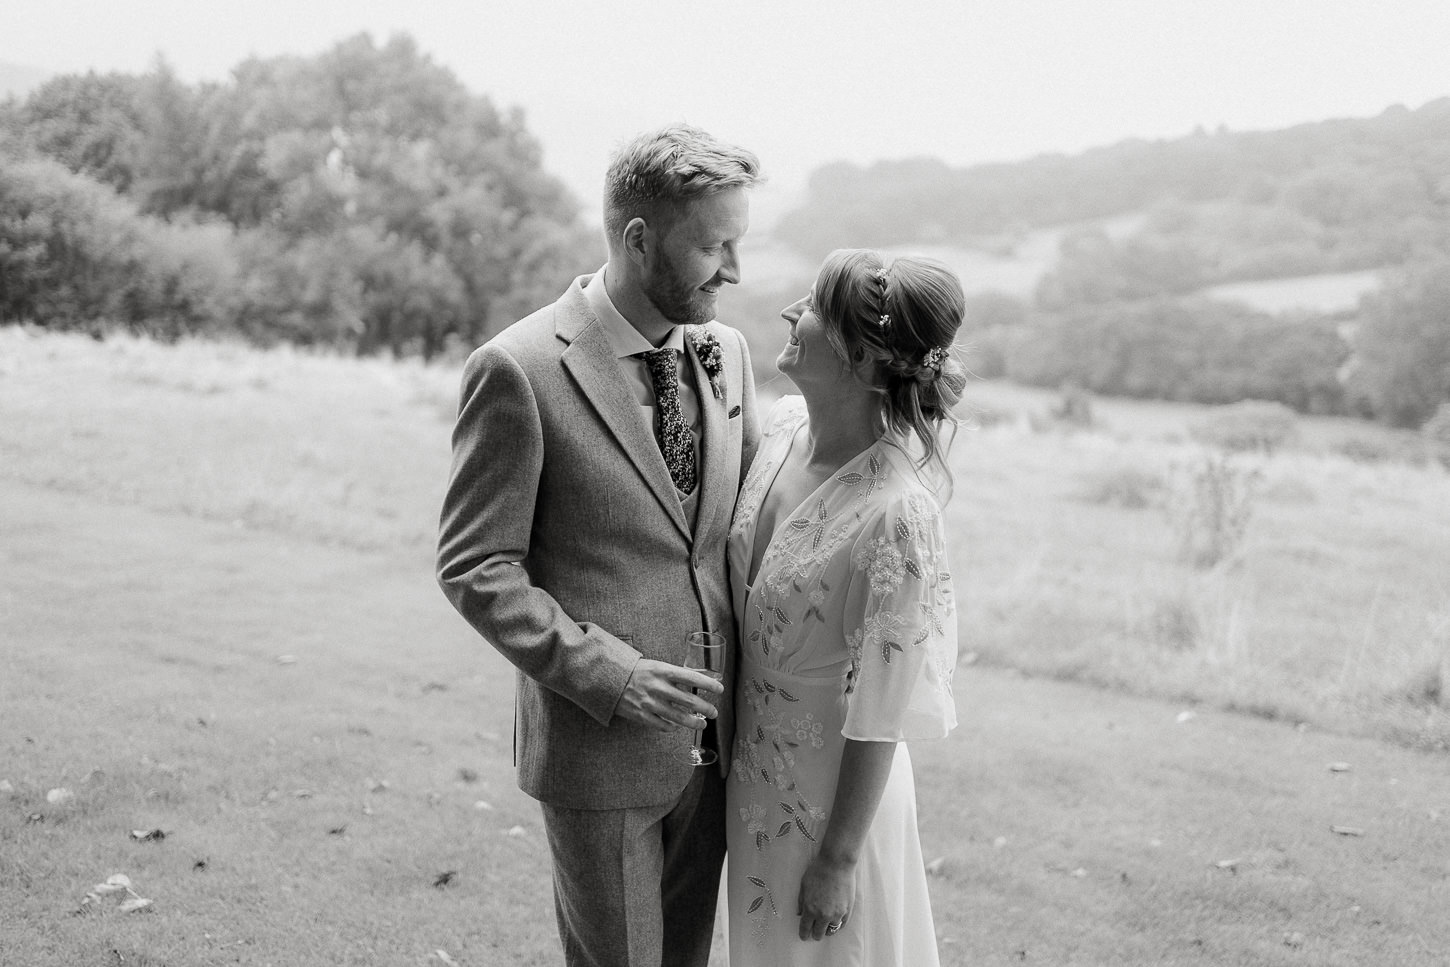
436, 343, 641, 725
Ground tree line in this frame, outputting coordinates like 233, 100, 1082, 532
3, 41, 1446, 427
0, 34, 601, 358
776, 100, 1450, 267
769, 100, 1450, 428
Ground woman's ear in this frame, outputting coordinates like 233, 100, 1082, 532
849, 346, 877, 382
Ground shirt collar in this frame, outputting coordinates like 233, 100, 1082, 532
584, 266, 687, 359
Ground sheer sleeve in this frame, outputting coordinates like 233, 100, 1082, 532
840, 488, 959, 742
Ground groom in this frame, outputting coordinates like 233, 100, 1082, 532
437, 124, 762, 967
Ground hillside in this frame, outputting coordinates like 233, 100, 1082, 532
775, 98, 1450, 275
731, 99, 1450, 428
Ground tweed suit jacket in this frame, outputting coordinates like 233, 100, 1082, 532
437, 273, 760, 810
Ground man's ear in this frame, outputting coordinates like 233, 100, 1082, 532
623, 217, 649, 265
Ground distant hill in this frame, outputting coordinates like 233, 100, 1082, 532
740, 100, 1450, 425
775, 99, 1450, 299
0, 61, 53, 100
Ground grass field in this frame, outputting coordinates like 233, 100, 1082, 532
2, 326, 1449, 965
945, 382, 1450, 752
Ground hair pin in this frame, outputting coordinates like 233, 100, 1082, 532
923, 347, 948, 370
879, 314, 891, 327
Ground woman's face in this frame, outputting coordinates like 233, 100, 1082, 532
775, 289, 844, 388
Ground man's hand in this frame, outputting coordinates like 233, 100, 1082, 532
614, 659, 724, 731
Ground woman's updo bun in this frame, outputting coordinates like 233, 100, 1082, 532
812, 249, 968, 486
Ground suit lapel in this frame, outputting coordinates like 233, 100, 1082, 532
686, 328, 728, 541
557, 289, 690, 539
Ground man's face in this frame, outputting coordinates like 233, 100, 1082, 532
641, 188, 749, 326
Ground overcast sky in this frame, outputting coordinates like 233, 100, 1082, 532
7, 0, 1450, 223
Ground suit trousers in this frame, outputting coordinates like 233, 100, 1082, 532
541, 764, 726, 967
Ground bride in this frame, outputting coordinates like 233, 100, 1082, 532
725, 249, 967, 965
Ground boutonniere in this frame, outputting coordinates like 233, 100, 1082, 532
689, 327, 725, 400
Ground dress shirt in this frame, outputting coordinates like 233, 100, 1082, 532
583, 267, 703, 482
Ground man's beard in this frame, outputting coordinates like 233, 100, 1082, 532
642, 248, 716, 326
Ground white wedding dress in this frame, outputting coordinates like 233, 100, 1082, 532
724, 396, 958, 966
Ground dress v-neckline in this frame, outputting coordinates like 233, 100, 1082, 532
744, 418, 880, 589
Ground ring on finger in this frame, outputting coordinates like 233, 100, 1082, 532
826, 921, 841, 934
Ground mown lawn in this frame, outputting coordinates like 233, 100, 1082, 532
2, 327, 1448, 965
4, 482, 1448, 966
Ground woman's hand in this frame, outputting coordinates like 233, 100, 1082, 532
797, 852, 855, 941
796, 739, 896, 941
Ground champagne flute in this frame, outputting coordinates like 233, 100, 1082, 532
684, 631, 725, 766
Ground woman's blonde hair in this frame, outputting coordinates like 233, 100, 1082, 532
812, 248, 968, 489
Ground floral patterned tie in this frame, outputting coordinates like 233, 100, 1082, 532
641, 349, 697, 494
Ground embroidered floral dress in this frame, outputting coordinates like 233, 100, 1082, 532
725, 396, 958, 966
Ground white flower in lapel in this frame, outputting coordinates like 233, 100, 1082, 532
689, 327, 725, 400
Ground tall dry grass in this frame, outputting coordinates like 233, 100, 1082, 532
951, 384, 1450, 749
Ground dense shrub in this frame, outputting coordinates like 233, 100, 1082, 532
1169, 453, 1259, 569
1349, 260, 1450, 427
1423, 402, 1450, 468
0, 154, 237, 336
1080, 466, 1166, 509
1051, 383, 1095, 427
4, 70, 148, 193
1189, 401, 1299, 454
2, 34, 599, 356
1002, 299, 1348, 412
1036, 229, 1204, 308
1332, 435, 1401, 464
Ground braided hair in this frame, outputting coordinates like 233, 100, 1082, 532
812, 249, 968, 489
